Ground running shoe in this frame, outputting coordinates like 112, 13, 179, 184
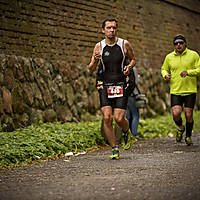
110, 146, 120, 160
185, 137, 193, 146
122, 129, 131, 150
176, 126, 185, 142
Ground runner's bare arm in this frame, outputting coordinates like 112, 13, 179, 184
89, 43, 101, 73
123, 40, 136, 76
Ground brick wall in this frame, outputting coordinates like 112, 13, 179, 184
0, 0, 200, 69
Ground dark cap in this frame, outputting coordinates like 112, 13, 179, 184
173, 35, 186, 44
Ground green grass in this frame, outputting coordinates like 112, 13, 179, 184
137, 110, 200, 139
0, 111, 200, 170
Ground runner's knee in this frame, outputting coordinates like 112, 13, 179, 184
103, 115, 113, 125
114, 115, 125, 125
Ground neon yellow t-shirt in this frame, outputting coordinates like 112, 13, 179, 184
161, 48, 200, 95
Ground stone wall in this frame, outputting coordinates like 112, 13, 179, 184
0, 0, 200, 130
0, 54, 98, 131
0, 54, 199, 131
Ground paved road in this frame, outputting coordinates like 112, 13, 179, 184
0, 132, 200, 200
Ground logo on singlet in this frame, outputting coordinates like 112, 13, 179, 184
104, 51, 110, 56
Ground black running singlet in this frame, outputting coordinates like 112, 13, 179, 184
97, 38, 126, 84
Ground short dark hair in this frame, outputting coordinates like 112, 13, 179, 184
102, 18, 118, 29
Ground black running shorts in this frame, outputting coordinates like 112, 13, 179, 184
171, 93, 196, 109
98, 86, 128, 110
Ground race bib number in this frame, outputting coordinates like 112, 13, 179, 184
107, 85, 123, 98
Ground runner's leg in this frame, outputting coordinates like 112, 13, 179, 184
172, 105, 183, 129
101, 106, 116, 147
114, 108, 129, 132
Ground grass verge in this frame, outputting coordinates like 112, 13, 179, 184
0, 111, 200, 170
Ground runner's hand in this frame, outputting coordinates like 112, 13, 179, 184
123, 65, 130, 76
94, 51, 101, 61
180, 71, 188, 77
165, 74, 171, 80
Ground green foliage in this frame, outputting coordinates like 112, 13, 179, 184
0, 111, 200, 170
0, 121, 104, 169
138, 110, 200, 139
138, 114, 176, 139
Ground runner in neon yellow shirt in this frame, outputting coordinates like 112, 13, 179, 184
161, 34, 200, 145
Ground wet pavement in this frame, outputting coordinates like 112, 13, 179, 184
0, 132, 200, 200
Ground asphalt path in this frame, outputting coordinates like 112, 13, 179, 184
0, 132, 200, 200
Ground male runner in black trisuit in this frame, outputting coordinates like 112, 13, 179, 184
89, 18, 136, 159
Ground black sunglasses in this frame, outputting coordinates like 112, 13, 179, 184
174, 41, 184, 45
